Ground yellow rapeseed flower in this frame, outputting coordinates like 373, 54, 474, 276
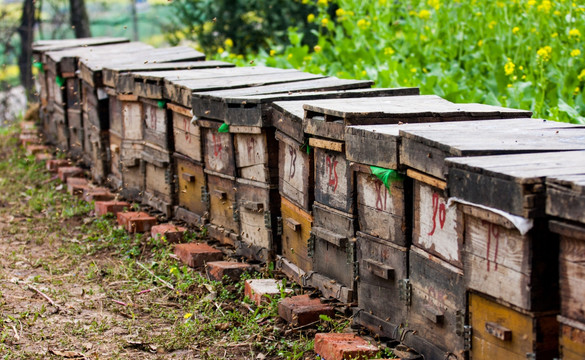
224, 38, 233, 48
552, 32, 558, 38
410, 68, 417, 73
314, 45, 322, 53
569, 28, 581, 39
317, 0, 328, 6
321, 17, 329, 26
270, 49, 276, 56
536, 46, 552, 62
217, 47, 225, 54
554, 10, 561, 16
288, 53, 293, 59
488, 21, 497, 30
575, 87, 581, 95
357, 19, 369, 30
427, 0, 440, 10
512, 27, 520, 34
571, 49, 581, 57
578, 69, 585, 82
307, 13, 315, 23
384, 47, 395, 56
477, 39, 484, 47
302, 0, 309, 3
361, 70, 367, 76
519, 66, 524, 70
419, 9, 431, 20
507, 84, 513, 88
527, 0, 536, 6
184, 313, 193, 319
379, 0, 387, 4
537, 0, 552, 13
504, 60, 515, 76
336, 8, 345, 17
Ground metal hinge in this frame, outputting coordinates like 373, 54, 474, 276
399, 279, 411, 305
346, 240, 355, 264
308, 233, 315, 258
276, 217, 282, 236
232, 201, 239, 223
526, 354, 536, 360
456, 310, 465, 336
201, 186, 209, 207
463, 326, 472, 351
264, 210, 271, 228
164, 168, 171, 184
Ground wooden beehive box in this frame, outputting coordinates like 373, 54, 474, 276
354, 231, 409, 337
205, 169, 239, 247
280, 196, 313, 273
141, 143, 173, 217
468, 292, 558, 360
547, 174, 585, 360
403, 118, 585, 267
235, 178, 280, 262
173, 153, 206, 225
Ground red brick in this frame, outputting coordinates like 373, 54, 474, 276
278, 295, 335, 327
20, 133, 40, 146
117, 211, 157, 233
66, 177, 90, 196
46, 159, 71, 172
244, 279, 293, 306
95, 201, 130, 216
314, 333, 379, 360
151, 224, 187, 243
58, 166, 84, 182
207, 261, 253, 282
34, 153, 53, 162
26, 144, 50, 156
20, 121, 37, 132
82, 187, 115, 202
174, 243, 223, 268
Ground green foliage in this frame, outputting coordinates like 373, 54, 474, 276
164, 0, 318, 54
216, 0, 585, 123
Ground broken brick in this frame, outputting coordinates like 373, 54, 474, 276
47, 159, 71, 172
66, 177, 90, 196
207, 261, 254, 282
82, 187, 114, 202
151, 224, 187, 243
26, 144, 50, 156
35, 153, 53, 162
174, 243, 223, 268
58, 166, 84, 182
95, 201, 130, 217
244, 279, 292, 306
314, 333, 379, 360
278, 294, 335, 327
117, 211, 157, 233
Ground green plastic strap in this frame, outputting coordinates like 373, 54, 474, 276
56, 75, 65, 87
218, 123, 230, 133
157, 100, 166, 109
370, 166, 403, 191
33, 61, 44, 73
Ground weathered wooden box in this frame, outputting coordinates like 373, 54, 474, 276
280, 196, 313, 273
141, 144, 174, 217
276, 131, 313, 211
142, 97, 170, 150
310, 201, 357, 302
447, 151, 585, 219
233, 127, 280, 184
354, 231, 408, 337
173, 153, 207, 225
235, 178, 280, 262
462, 204, 558, 312
200, 120, 236, 178
559, 316, 585, 360
205, 170, 239, 247
468, 292, 558, 360
407, 245, 467, 360
170, 103, 201, 162
353, 163, 409, 246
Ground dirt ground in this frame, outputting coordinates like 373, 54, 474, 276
0, 127, 325, 359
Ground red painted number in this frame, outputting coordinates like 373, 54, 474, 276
212, 134, 223, 157
326, 155, 338, 192
484, 221, 500, 271
375, 180, 387, 211
183, 118, 191, 143
288, 145, 296, 179
427, 193, 446, 236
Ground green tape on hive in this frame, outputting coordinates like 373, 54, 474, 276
370, 166, 403, 191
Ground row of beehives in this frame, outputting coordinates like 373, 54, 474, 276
32, 37, 585, 360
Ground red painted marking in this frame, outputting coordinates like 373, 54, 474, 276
288, 145, 296, 179
212, 133, 223, 157
484, 221, 500, 271
326, 155, 338, 192
375, 180, 387, 211
183, 118, 191, 143
428, 193, 446, 236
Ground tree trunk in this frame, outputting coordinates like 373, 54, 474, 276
70, 0, 91, 38
18, 0, 35, 101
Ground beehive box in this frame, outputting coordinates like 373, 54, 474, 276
468, 292, 558, 360
141, 144, 173, 217
173, 153, 206, 225
559, 316, 585, 360
280, 196, 313, 273
33, 37, 129, 145
235, 178, 280, 262
275, 130, 313, 212
205, 170, 239, 247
